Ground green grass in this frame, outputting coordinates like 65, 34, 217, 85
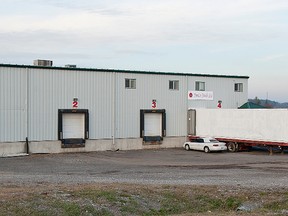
0, 184, 287, 216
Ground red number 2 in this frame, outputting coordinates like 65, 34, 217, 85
73, 101, 78, 108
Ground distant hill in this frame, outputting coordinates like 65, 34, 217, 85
248, 99, 288, 108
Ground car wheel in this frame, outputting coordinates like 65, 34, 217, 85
185, 144, 190, 151
204, 146, 210, 153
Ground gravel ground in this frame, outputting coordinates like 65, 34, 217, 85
1, 148, 288, 188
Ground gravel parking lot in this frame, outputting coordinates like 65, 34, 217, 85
1, 148, 288, 188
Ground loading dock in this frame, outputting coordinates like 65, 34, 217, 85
58, 109, 89, 148
140, 109, 166, 142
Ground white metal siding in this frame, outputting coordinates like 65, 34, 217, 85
0, 67, 27, 142
115, 73, 187, 138
188, 76, 248, 109
28, 69, 113, 141
0, 65, 249, 143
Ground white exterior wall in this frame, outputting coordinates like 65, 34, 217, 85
0, 67, 27, 142
188, 76, 248, 109
115, 73, 187, 138
195, 109, 288, 142
0, 64, 249, 154
28, 68, 114, 141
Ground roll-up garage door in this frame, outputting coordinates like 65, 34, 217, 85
62, 113, 85, 139
144, 113, 162, 137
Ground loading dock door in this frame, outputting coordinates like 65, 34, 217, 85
140, 109, 166, 142
144, 113, 162, 137
62, 113, 85, 139
58, 109, 89, 148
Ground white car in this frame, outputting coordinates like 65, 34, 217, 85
183, 137, 227, 153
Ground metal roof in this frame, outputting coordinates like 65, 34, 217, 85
238, 102, 266, 109
0, 63, 249, 79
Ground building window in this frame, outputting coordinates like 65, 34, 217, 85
234, 83, 243, 92
169, 80, 179, 90
195, 81, 205, 91
125, 78, 136, 89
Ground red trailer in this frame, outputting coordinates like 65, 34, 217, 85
188, 135, 288, 155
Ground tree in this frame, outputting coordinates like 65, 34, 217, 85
253, 96, 261, 105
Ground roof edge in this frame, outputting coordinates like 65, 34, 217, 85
0, 63, 249, 79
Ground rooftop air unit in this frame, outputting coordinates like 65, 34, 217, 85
65, 64, 77, 68
33, 59, 53, 67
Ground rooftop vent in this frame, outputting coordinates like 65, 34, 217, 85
65, 64, 77, 68
33, 59, 53, 67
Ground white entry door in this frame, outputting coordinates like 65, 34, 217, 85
144, 113, 162, 137
62, 113, 85, 139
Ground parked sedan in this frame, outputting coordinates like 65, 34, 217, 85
183, 137, 227, 153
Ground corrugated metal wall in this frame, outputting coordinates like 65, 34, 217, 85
0, 65, 248, 142
28, 69, 114, 141
187, 76, 248, 109
115, 73, 187, 138
0, 67, 27, 142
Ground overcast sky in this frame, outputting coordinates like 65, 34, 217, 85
1, 0, 288, 102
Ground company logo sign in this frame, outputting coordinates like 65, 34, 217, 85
188, 91, 213, 100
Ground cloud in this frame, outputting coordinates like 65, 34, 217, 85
1, 0, 288, 46
255, 54, 286, 62
1, 0, 288, 66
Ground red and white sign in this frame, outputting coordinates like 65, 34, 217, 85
188, 91, 213, 100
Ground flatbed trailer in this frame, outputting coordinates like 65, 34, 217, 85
188, 135, 288, 155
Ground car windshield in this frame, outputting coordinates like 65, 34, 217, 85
209, 139, 219, 143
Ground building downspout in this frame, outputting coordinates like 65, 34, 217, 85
112, 72, 116, 150
25, 137, 29, 154
186, 75, 189, 137
26, 67, 30, 154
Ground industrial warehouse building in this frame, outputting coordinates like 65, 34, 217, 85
0, 63, 249, 155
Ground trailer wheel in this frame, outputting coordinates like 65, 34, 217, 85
227, 142, 238, 152
204, 146, 210, 153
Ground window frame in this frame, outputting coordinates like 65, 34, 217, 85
234, 83, 243, 92
195, 81, 205, 91
169, 80, 179, 90
125, 78, 136, 89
